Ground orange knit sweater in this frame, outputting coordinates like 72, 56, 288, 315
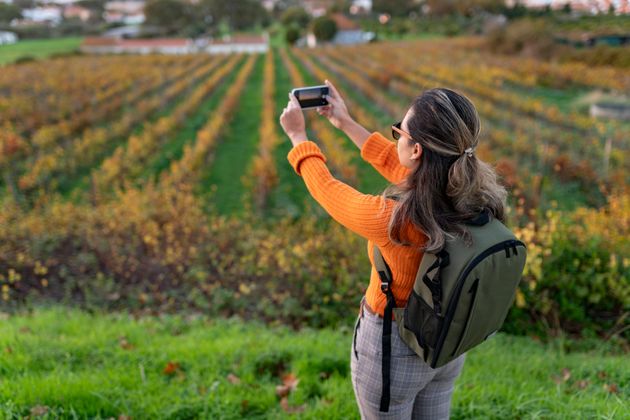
287, 131, 427, 317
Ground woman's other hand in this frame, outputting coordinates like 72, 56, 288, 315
317, 79, 351, 130
280, 92, 307, 147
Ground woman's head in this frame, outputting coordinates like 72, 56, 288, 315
385, 88, 507, 252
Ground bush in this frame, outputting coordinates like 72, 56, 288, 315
13, 55, 36, 64
0, 182, 627, 341
486, 18, 556, 59
560, 45, 630, 68
505, 193, 630, 340
285, 24, 301, 46
485, 17, 630, 68
311, 16, 337, 42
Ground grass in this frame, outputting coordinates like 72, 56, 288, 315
141, 59, 244, 185
200, 55, 263, 216
0, 305, 627, 419
0, 37, 83, 65
267, 48, 315, 219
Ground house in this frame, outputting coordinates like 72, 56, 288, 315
513, 0, 629, 14
0, 31, 18, 45
103, 24, 142, 38
81, 37, 195, 54
39, 0, 80, 5
104, 0, 145, 25
261, 0, 277, 11
63, 5, 92, 21
303, 0, 335, 17
80, 33, 269, 56
350, 0, 372, 14
306, 13, 374, 47
204, 35, 268, 54
17, 6, 63, 26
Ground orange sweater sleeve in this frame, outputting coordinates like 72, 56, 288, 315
287, 140, 393, 246
360, 131, 411, 184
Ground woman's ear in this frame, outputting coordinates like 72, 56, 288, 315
411, 143, 423, 161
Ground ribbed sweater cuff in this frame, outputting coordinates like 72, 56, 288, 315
287, 141, 327, 176
360, 131, 392, 165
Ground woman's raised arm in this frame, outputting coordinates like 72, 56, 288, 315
317, 80, 409, 184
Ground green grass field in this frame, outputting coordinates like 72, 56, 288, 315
0, 306, 626, 419
0, 37, 83, 65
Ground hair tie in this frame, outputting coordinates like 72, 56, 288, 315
463, 147, 475, 157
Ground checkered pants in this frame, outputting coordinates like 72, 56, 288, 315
351, 297, 466, 419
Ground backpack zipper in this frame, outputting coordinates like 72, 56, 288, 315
430, 239, 526, 368
450, 277, 479, 357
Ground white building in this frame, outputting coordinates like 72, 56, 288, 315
38, 0, 81, 5
20, 7, 63, 25
104, 0, 145, 24
81, 37, 194, 54
261, 0, 277, 11
204, 35, 268, 54
513, 0, 629, 14
63, 5, 93, 21
350, 0, 372, 14
0, 31, 18, 45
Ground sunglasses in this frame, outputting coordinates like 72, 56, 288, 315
391, 121, 416, 143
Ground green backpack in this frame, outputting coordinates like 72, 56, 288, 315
373, 209, 527, 412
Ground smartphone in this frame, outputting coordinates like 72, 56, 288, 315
291, 85, 330, 109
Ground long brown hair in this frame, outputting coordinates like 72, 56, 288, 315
382, 88, 507, 253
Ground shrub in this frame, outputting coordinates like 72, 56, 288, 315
285, 25, 301, 46
311, 16, 337, 42
0, 182, 627, 341
486, 18, 556, 59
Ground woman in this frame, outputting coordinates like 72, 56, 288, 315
279, 80, 507, 419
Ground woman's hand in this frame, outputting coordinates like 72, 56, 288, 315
280, 92, 307, 147
317, 79, 352, 130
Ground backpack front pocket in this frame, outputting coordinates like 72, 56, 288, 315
404, 290, 444, 352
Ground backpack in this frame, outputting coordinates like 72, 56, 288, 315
373, 208, 527, 412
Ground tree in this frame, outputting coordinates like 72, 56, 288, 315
144, 0, 189, 35
373, 0, 417, 17
0, 4, 21, 23
327, 0, 353, 14
280, 6, 310, 28
311, 16, 337, 42
285, 24, 300, 45
272, 0, 301, 17
12, 0, 35, 9
425, 0, 506, 16
196, 0, 268, 31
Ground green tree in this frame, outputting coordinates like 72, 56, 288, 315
144, 0, 189, 34
280, 6, 310, 28
197, 0, 268, 31
12, 0, 35, 9
373, 0, 416, 17
285, 24, 300, 45
425, 0, 505, 16
0, 3, 21, 23
311, 16, 337, 42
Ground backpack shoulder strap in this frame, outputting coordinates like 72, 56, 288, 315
373, 245, 445, 312
371, 245, 396, 413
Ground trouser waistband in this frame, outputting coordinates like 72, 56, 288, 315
360, 296, 381, 318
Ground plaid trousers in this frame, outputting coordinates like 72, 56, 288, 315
350, 297, 466, 420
